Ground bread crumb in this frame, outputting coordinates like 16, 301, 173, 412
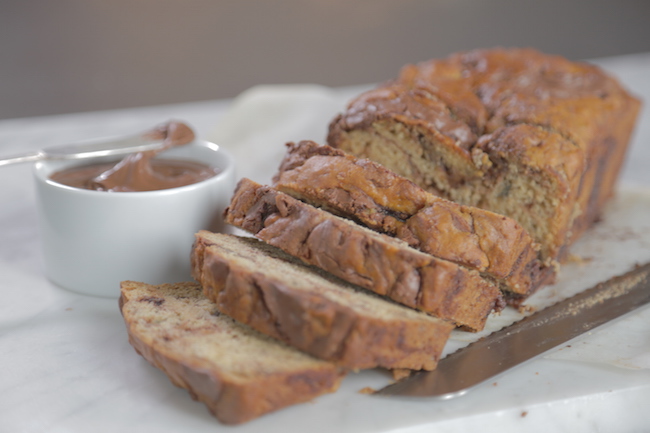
358, 387, 376, 395
518, 304, 535, 314
391, 368, 412, 381
567, 254, 593, 265
521, 410, 528, 417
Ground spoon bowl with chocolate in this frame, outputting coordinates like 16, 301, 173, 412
48, 121, 219, 192
33, 122, 236, 297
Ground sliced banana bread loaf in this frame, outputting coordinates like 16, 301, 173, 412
273, 140, 546, 299
223, 178, 503, 331
327, 48, 641, 262
119, 280, 345, 425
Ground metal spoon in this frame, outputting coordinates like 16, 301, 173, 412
0, 121, 194, 167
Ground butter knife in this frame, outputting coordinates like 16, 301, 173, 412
376, 262, 650, 398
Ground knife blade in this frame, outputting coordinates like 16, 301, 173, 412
376, 262, 650, 398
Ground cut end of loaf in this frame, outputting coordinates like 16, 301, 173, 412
329, 121, 568, 262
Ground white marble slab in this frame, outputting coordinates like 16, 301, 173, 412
1, 52, 649, 432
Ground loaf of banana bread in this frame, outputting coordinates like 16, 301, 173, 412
328, 47, 641, 262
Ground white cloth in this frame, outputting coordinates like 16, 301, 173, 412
210, 84, 361, 184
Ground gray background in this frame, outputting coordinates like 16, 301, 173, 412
2, 0, 649, 119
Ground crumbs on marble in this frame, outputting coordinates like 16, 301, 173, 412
567, 254, 594, 265
391, 368, 413, 381
358, 387, 376, 395
65, 307, 73, 311
521, 410, 528, 417
518, 304, 535, 314
492, 382, 498, 386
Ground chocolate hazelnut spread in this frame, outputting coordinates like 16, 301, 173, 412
50, 121, 219, 192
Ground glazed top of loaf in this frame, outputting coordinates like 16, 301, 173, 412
335, 47, 640, 152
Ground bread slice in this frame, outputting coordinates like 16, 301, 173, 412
223, 178, 503, 331
191, 232, 454, 370
274, 140, 546, 298
327, 48, 640, 263
119, 280, 345, 425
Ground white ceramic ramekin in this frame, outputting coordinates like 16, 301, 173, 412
33, 140, 236, 297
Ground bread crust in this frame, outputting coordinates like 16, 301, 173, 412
119, 281, 345, 425
224, 178, 503, 331
328, 47, 641, 262
274, 140, 545, 296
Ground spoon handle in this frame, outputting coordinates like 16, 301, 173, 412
0, 151, 44, 167
0, 133, 159, 167
0, 120, 195, 168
